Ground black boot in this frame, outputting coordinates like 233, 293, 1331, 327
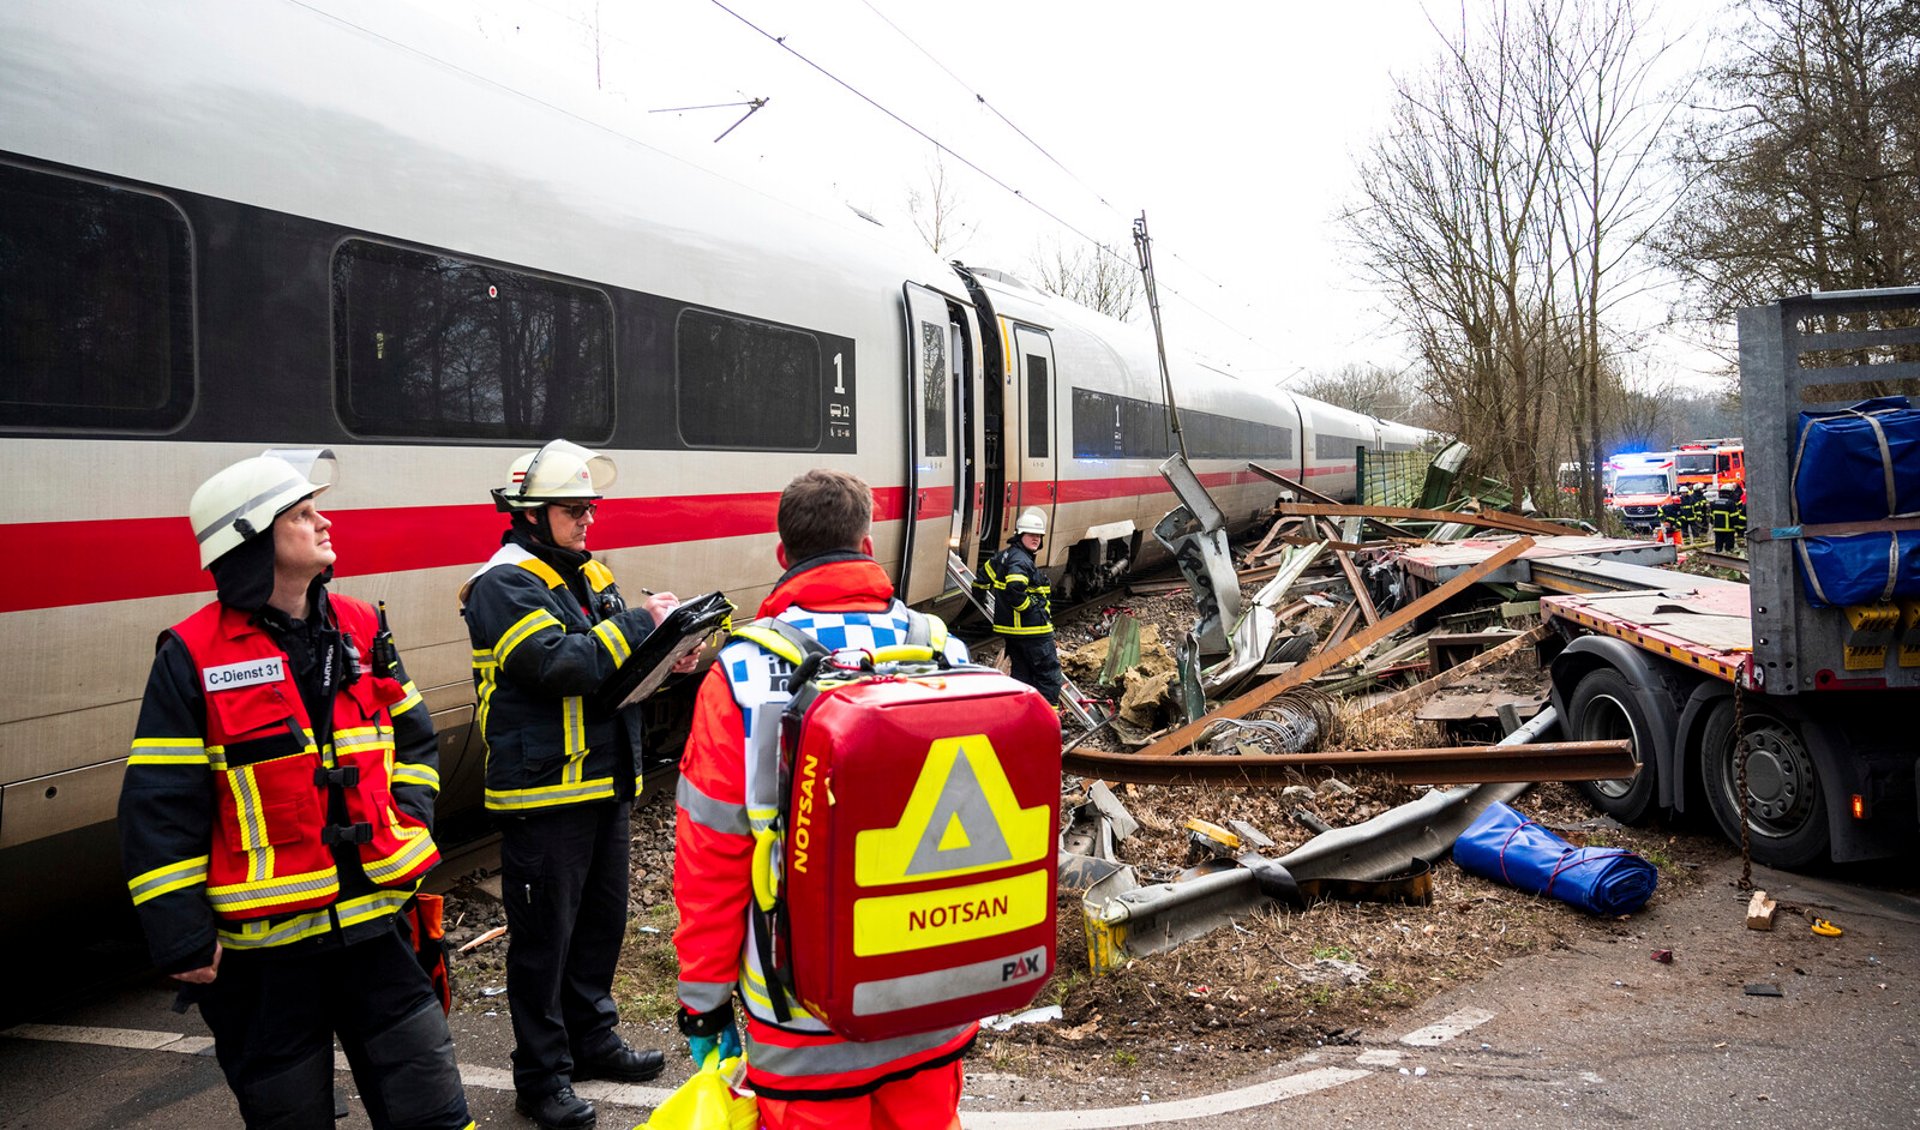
516, 1085, 596, 1130
574, 1040, 666, 1083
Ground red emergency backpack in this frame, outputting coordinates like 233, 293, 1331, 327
738, 616, 1061, 1042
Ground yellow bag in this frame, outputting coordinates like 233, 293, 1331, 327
637, 1054, 758, 1130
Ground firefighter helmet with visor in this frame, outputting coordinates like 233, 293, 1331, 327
188, 450, 337, 569
491, 439, 617, 512
1015, 507, 1047, 538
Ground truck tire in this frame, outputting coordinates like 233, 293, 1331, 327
1701, 704, 1829, 869
1568, 668, 1659, 822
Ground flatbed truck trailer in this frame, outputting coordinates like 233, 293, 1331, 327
1539, 289, 1920, 868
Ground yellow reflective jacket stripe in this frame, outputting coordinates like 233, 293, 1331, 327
592, 619, 632, 664
205, 866, 341, 914
128, 855, 209, 905
494, 608, 563, 666
484, 776, 619, 811
129, 737, 207, 766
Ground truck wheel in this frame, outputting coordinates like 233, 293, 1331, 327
1567, 668, 1659, 822
1701, 706, 1829, 869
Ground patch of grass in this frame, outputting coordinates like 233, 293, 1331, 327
1310, 944, 1355, 962
1043, 970, 1084, 1008
1111, 1049, 1138, 1067
614, 903, 683, 1022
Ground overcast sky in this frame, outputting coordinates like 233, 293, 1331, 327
345, 0, 1731, 391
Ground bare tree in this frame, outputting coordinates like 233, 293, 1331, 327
1660, 0, 1920, 330
906, 154, 973, 257
1291, 363, 1423, 422
1342, 0, 1676, 507
1028, 239, 1140, 321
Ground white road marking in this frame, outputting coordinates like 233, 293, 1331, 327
958, 1067, 1371, 1128
1398, 1008, 1496, 1047
1, 1023, 210, 1054
1355, 1049, 1404, 1066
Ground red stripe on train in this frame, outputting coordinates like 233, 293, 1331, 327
0, 469, 1303, 613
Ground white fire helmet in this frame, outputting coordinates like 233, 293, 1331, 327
492, 439, 617, 512
189, 449, 337, 569
1015, 507, 1047, 537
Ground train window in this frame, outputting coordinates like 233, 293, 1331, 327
333, 240, 613, 442
1316, 432, 1363, 461
677, 309, 822, 450
1072, 388, 1293, 461
921, 319, 947, 458
1026, 354, 1049, 458
0, 164, 194, 431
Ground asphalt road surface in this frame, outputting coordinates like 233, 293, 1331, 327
3, 858, 1913, 1129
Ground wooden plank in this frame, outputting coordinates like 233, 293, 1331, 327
1276, 501, 1575, 539
1126, 537, 1536, 757
1248, 462, 1425, 538
1320, 519, 1380, 625
1243, 515, 1291, 561
1361, 623, 1553, 718
1323, 600, 1363, 650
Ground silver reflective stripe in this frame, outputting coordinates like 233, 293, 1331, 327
851, 945, 1048, 1016
676, 774, 750, 836
745, 1022, 971, 1077
677, 978, 734, 1014
196, 476, 306, 543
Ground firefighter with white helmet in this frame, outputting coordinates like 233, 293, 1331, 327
974, 506, 1064, 705
120, 451, 472, 1129
458, 439, 677, 1130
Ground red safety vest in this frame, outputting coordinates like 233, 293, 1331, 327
173, 596, 440, 922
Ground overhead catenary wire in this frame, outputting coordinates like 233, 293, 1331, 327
705, 0, 1288, 362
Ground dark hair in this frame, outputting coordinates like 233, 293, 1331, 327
778, 469, 873, 561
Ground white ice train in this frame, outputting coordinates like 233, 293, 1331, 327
0, 0, 1433, 938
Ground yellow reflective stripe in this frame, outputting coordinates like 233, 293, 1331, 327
215, 888, 411, 950
361, 828, 438, 886
127, 855, 209, 904
738, 961, 816, 1020
129, 737, 207, 767
218, 908, 334, 949
732, 626, 805, 665
514, 557, 566, 590
389, 680, 424, 717
494, 608, 562, 666
206, 867, 340, 913
592, 619, 632, 664
228, 766, 270, 860
333, 726, 394, 756
562, 697, 586, 761
994, 624, 1054, 636
485, 776, 618, 811
390, 762, 440, 789
1002, 572, 1030, 585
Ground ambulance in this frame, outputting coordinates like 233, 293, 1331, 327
1604, 452, 1677, 532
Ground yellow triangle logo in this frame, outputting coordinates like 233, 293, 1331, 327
855, 734, 1050, 887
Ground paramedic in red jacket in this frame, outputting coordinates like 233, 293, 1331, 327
119, 452, 471, 1130
672, 469, 974, 1129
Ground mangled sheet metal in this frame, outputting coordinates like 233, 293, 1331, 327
1078, 710, 1561, 972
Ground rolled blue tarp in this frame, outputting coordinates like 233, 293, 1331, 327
1452, 802, 1657, 916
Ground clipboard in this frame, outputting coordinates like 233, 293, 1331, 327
590, 591, 735, 714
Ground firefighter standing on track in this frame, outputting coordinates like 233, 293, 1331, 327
120, 452, 472, 1130
1712, 487, 1738, 552
673, 469, 975, 1129
459, 440, 679, 1130
975, 507, 1064, 706
1686, 485, 1709, 541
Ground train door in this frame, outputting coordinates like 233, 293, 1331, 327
1009, 324, 1059, 560
899, 283, 961, 604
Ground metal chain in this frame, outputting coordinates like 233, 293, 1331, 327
1734, 670, 1753, 891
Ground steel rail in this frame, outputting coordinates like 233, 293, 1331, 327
1062, 738, 1634, 786
1696, 550, 1750, 576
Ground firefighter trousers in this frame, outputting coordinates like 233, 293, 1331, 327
1001, 633, 1063, 705
499, 798, 632, 1097
198, 926, 470, 1130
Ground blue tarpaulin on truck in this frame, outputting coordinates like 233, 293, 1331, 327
1793, 396, 1920, 607
1452, 802, 1658, 916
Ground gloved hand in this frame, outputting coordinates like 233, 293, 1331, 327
678, 1002, 742, 1068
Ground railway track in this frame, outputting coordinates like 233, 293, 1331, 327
1695, 549, 1750, 575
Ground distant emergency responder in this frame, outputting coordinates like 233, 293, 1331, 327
1735, 486, 1749, 545
120, 452, 472, 1130
1686, 485, 1709, 540
1660, 495, 1684, 545
673, 469, 974, 1128
459, 440, 678, 1130
1712, 487, 1738, 552
975, 507, 1064, 705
